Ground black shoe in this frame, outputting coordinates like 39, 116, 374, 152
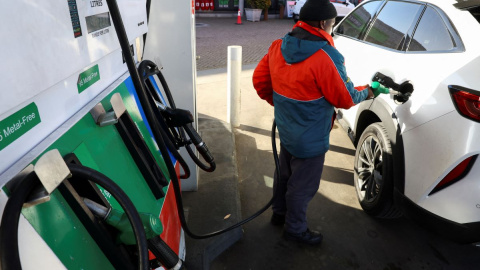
270, 213, 285, 226
284, 229, 323, 245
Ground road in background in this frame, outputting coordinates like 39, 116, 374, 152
195, 18, 294, 71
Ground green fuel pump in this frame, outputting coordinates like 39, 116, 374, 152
0, 0, 186, 269
0, 0, 281, 267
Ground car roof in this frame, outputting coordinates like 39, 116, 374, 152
363, 0, 479, 22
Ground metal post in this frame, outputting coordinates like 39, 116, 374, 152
239, 0, 244, 17
227, 46, 242, 128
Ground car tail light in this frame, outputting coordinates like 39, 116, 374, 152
449, 85, 480, 122
430, 155, 478, 195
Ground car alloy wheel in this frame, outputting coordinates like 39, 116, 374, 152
354, 123, 401, 218
356, 135, 383, 202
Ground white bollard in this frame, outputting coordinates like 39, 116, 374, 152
227, 46, 242, 128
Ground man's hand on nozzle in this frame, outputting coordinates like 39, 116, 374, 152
366, 85, 375, 99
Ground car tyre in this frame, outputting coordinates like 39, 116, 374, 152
354, 123, 401, 218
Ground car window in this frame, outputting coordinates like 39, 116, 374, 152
408, 7, 454, 52
334, 0, 382, 39
365, 1, 423, 50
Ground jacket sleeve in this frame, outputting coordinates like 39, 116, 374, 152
315, 48, 368, 110
252, 53, 274, 106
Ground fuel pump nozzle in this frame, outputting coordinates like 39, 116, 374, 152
83, 198, 163, 244
154, 101, 215, 171
371, 72, 414, 103
371, 81, 393, 97
83, 197, 184, 270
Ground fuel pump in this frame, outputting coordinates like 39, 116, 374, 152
0, 0, 280, 268
0, 0, 187, 269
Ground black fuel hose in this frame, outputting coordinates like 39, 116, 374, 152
167, 121, 280, 239
0, 164, 149, 270
68, 164, 149, 269
0, 171, 38, 270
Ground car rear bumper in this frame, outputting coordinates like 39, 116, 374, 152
395, 188, 480, 244
402, 111, 480, 224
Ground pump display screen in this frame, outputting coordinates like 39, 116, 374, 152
86, 12, 111, 33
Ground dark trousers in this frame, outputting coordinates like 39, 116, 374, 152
272, 145, 325, 234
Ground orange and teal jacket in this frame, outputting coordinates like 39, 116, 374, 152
253, 21, 368, 158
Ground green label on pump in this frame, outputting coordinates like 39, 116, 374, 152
77, 64, 100, 93
0, 102, 41, 151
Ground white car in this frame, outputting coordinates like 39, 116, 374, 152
333, 0, 480, 243
292, 0, 355, 23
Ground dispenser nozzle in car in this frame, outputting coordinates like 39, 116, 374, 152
371, 72, 414, 103
371, 81, 395, 97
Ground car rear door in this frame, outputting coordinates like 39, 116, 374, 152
334, 0, 428, 132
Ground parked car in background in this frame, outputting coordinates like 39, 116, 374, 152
292, 0, 355, 23
333, 0, 480, 243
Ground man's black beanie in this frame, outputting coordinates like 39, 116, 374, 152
299, 0, 338, 21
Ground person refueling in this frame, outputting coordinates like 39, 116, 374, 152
252, 0, 374, 245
